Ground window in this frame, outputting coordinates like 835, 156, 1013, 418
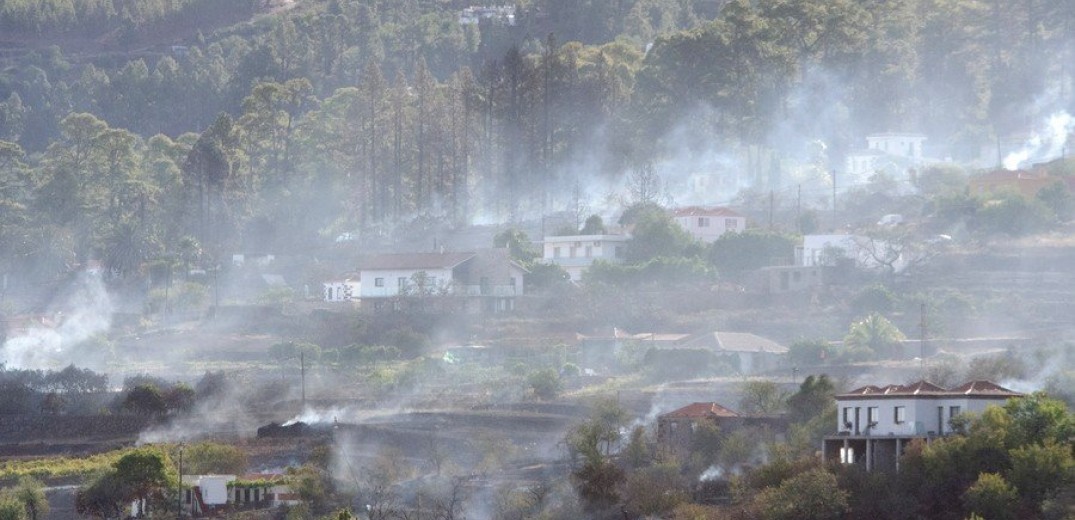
375, 277, 384, 287
554, 246, 561, 258
842, 407, 852, 429
698, 217, 710, 227
569, 246, 577, 258
840, 446, 855, 464
949, 406, 961, 419
593, 241, 600, 246
867, 406, 879, 426
614, 246, 623, 258
398, 277, 407, 289
585, 246, 592, 257
725, 218, 738, 230
894, 406, 906, 424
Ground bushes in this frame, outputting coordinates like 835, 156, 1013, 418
584, 256, 712, 287
527, 369, 562, 400
708, 230, 798, 276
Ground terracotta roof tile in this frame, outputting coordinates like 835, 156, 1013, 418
948, 380, 1022, 396
837, 380, 1022, 399
660, 402, 740, 419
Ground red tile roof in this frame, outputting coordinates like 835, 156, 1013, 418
948, 380, 1023, 397
838, 380, 1021, 399
659, 402, 740, 419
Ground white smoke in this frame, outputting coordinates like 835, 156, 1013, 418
282, 406, 348, 426
699, 465, 724, 481
1, 271, 113, 370
1002, 111, 1075, 170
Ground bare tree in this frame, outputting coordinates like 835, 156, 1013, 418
853, 228, 947, 275
429, 477, 468, 520
627, 161, 661, 205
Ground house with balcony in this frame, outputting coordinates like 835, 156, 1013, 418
672, 206, 746, 243
356, 249, 526, 313
542, 234, 629, 282
822, 380, 1022, 472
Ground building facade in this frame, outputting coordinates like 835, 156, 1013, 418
542, 234, 629, 282
671, 207, 747, 243
822, 380, 1022, 472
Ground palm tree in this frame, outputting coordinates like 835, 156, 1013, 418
844, 313, 905, 360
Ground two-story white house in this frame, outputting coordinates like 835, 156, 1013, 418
542, 234, 630, 282
671, 207, 746, 243
822, 380, 1022, 472
846, 132, 928, 179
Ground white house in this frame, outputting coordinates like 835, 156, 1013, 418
671, 207, 746, 243
846, 132, 928, 179
799, 234, 903, 271
867, 133, 927, 159
822, 380, 1022, 472
358, 252, 473, 299
542, 234, 630, 282
357, 249, 526, 312
323, 279, 359, 302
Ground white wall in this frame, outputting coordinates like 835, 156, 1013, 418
866, 134, 926, 159
182, 475, 236, 505
836, 397, 1013, 436
358, 268, 453, 298
542, 235, 628, 281
323, 281, 359, 302
673, 215, 745, 243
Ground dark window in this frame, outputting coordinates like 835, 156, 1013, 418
375, 277, 384, 287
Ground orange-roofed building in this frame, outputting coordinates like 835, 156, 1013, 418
968, 169, 1075, 198
656, 402, 785, 460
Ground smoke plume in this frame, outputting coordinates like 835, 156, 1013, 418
1003, 111, 1075, 170
1, 271, 113, 370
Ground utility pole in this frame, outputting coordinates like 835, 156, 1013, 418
300, 352, 306, 411
831, 169, 838, 230
796, 184, 801, 234
768, 189, 774, 230
177, 444, 184, 518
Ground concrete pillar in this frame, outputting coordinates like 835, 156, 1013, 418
865, 438, 872, 472
896, 438, 902, 472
